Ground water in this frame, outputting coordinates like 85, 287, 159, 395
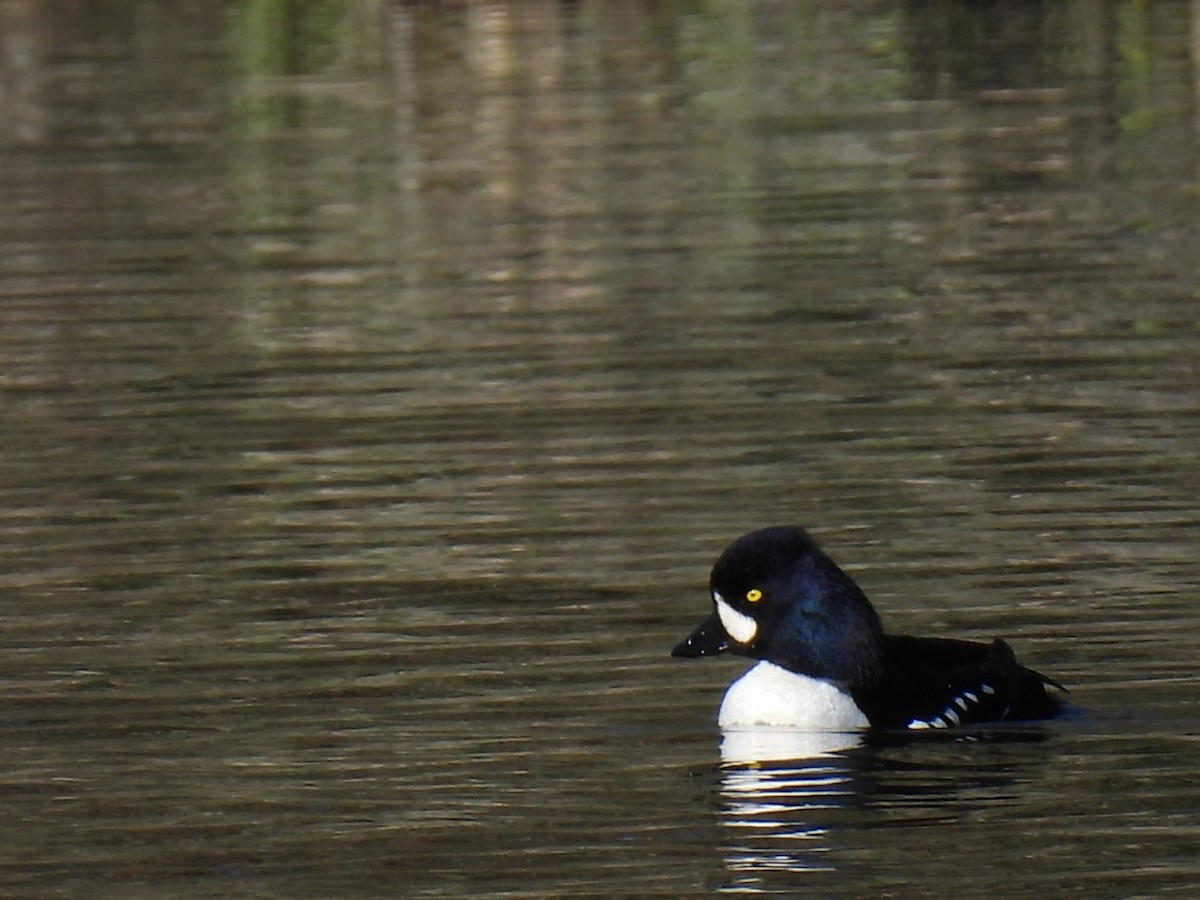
1, 1, 1198, 896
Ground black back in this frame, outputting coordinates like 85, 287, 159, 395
852, 635, 1064, 729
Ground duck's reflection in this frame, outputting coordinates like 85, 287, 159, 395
718, 728, 863, 887
720, 728, 863, 765
715, 725, 1058, 890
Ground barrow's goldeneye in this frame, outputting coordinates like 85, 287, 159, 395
672, 526, 1066, 730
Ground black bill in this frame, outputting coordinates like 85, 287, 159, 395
671, 610, 730, 657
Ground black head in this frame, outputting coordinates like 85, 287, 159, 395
672, 526, 884, 687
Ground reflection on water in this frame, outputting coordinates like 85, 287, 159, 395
718, 726, 862, 888
1, 1, 1199, 897
721, 728, 863, 765
720, 755, 856, 886
718, 728, 1068, 893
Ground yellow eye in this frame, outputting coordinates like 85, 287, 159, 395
745, 588, 763, 603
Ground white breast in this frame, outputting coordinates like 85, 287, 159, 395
718, 661, 870, 731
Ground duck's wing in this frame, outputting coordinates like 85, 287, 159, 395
852, 635, 1065, 730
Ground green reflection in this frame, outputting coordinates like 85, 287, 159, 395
230, 0, 387, 133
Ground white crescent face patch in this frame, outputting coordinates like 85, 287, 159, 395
714, 592, 757, 644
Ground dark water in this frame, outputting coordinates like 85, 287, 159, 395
2, 1, 1199, 896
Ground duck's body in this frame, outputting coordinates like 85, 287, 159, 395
673, 526, 1066, 731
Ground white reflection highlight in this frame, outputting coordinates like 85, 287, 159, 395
718, 727, 863, 889
721, 728, 862, 765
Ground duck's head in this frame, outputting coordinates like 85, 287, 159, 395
672, 526, 884, 687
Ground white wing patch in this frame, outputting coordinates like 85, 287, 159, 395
906, 684, 997, 730
714, 593, 757, 644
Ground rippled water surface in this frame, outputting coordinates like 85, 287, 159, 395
2, 2, 1199, 896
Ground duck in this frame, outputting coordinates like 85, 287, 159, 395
672, 526, 1066, 730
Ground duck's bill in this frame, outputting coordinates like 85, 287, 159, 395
671, 610, 730, 657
